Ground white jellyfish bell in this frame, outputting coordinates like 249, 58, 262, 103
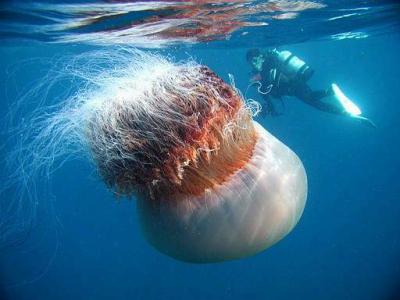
9, 50, 307, 263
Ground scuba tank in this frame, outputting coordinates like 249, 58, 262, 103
273, 50, 314, 82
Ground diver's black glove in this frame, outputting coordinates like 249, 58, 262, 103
261, 99, 282, 117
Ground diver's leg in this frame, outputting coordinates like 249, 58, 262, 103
296, 84, 343, 114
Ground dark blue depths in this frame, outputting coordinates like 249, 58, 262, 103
0, 34, 400, 300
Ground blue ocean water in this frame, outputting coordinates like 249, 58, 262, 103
1, 1, 400, 299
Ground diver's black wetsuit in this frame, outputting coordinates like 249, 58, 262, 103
252, 50, 341, 116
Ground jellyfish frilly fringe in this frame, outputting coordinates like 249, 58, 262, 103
85, 56, 257, 199
20, 49, 258, 201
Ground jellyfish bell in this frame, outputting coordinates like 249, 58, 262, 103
137, 122, 307, 263
81, 56, 307, 263
12, 50, 307, 262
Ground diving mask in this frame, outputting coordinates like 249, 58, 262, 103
251, 55, 265, 72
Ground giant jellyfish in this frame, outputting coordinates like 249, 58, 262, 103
7, 50, 307, 262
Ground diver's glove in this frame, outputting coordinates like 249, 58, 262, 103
261, 98, 282, 117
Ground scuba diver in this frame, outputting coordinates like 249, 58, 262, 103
246, 48, 375, 127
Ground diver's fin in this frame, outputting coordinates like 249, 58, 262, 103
328, 83, 376, 128
330, 83, 362, 116
353, 115, 377, 128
